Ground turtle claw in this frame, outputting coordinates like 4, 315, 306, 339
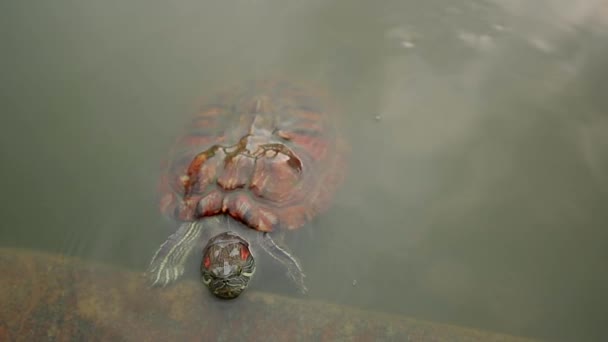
296, 280, 309, 295
287, 269, 308, 295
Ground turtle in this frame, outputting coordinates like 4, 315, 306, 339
147, 79, 348, 299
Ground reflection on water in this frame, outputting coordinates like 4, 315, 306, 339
1, 0, 607, 341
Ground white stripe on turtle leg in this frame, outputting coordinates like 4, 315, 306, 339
147, 221, 204, 287
258, 233, 308, 294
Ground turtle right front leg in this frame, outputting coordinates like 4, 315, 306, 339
147, 221, 204, 287
258, 232, 308, 294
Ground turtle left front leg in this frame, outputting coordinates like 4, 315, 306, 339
147, 221, 204, 287
258, 232, 308, 294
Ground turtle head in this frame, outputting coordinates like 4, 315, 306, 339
200, 232, 256, 299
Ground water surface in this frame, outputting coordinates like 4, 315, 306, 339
2, 1, 607, 341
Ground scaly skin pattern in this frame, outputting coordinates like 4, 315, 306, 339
159, 80, 348, 232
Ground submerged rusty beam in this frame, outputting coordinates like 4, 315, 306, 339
0, 248, 537, 341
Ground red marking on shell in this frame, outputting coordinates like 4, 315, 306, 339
258, 208, 278, 227
233, 193, 252, 216
196, 106, 223, 120
288, 133, 329, 161
195, 160, 218, 192
193, 117, 214, 128
174, 195, 202, 221
197, 190, 223, 217
250, 151, 301, 202
159, 80, 349, 232
294, 108, 323, 122
217, 155, 254, 190
184, 152, 210, 196
223, 193, 275, 232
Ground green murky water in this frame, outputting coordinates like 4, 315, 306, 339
2, 1, 608, 341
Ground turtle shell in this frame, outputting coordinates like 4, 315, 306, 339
159, 80, 347, 232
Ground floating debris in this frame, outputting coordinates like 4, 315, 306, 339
457, 30, 496, 52
400, 41, 415, 49
385, 26, 420, 50
492, 24, 507, 32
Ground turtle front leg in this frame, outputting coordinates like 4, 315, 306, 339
258, 233, 308, 294
147, 221, 204, 287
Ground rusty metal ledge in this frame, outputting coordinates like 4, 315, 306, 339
0, 248, 538, 341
